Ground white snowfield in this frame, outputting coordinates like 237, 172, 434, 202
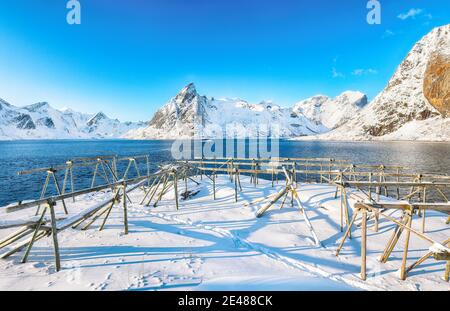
0, 175, 448, 291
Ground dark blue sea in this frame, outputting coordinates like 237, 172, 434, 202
1, 139, 450, 207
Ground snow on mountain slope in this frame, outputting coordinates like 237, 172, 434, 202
307, 24, 450, 141
292, 91, 367, 130
0, 100, 144, 140
124, 83, 366, 139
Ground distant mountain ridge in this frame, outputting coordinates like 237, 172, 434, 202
292, 92, 367, 130
124, 83, 367, 139
0, 99, 145, 140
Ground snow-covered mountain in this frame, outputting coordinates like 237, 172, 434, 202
124, 83, 367, 139
0, 100, 144, 140
292, 92, 367, 130
308, 24, 450, 141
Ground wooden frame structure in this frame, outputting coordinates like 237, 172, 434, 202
185, 157, 450, 281
1, 175, 150, 271
2, 155, 449, 283
1, 156, 198, 272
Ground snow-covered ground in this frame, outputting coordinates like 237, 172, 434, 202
0, 175, 448, 291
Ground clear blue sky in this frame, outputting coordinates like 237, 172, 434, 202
0, 0, 449, 121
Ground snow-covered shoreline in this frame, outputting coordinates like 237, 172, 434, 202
0, 175, 448, 291
291, 137, 450, 143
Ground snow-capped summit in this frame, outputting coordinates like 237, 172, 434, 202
87, 112, 108, 127
174, 82, 199, 104
24, 102, 50, 113
0, 98, 13, 109
293, 91, 367, 130
142, 83, 209, 137
312, 24, 450, 141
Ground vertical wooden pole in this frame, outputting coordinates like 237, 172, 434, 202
377, 169, 381, 201
400, 209, 412, 280
48, 201, 61, 272
445, 260, 449, 282
361, 208, 367, 281
213, 172, 216, 200
123, 183, 128, 235
374, 210, 379, 233
113, 156, 118, 178
271, 168, 274, 187
289, 169, 294, 207
422, 187, 427, 233
250, 159, 254, 185
35, 173, 51, 216
320, 163, 323, 183
328, 160, 331, 181
123, 160, 132, 179
234, 168, 238, 203
237, 169, 242, 191
340, 186, 344, 232
62, 164, 69, 195
70, 165, 75, 202
52, 172, 68, 215
173, 172, 179, 210
256, 162, 259, 185
91, 163, 99, 188
381, 166, 388, 196
200, 158, 203, 180
342, 187, 351, 238
146, 155, 150, 186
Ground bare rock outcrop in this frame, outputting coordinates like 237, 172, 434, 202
424, 53, 450, 117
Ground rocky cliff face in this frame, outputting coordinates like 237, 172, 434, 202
307, 24, 450, 141
423, 52, 450, 117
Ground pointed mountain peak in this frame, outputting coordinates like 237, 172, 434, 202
94, 111, 108, 119
25, 102, 50, 112
0, 98, 12, 109
336, 91, 368, 108
86, 111, 108, 126
174, 83, 199, 104
183, 82, 197, 93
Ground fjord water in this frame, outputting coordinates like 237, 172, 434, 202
1, 139, 450, 207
